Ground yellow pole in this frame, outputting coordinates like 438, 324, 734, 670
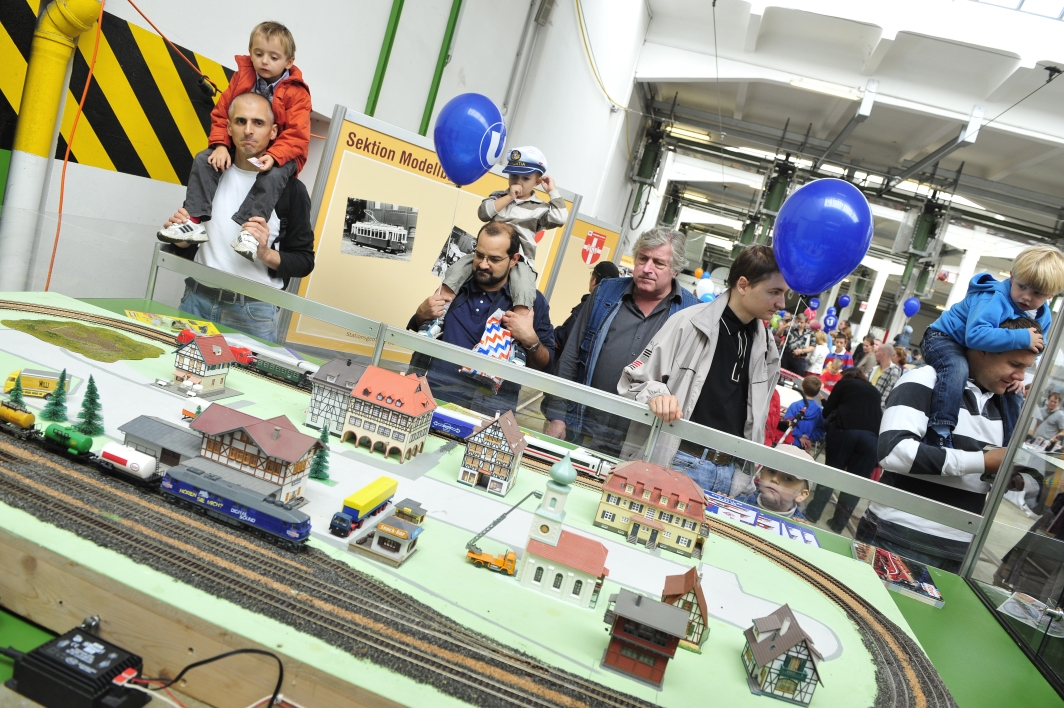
0, 0, 101, 289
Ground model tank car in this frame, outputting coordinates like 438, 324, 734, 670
97, 442, 159, 483
43, 424, 94, 457
0, 401, 38, 440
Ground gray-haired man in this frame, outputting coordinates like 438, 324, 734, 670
545, 227, 699, 455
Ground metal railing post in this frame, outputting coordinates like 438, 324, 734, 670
960, 313, 1064, 577
641, 417, 663, 462
144, 243, 163, 302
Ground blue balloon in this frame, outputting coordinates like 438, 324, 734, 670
773, 179, 873, 295
433, 93, 507, 186
903, 297, 921, 318
838, 294, 851, 308
701, 272, 711, 279
700, 293, 715, 303
826, 306, 837, 316
823, 315, 838, 332
778, 310, 788, 317
809, 298, 821, 310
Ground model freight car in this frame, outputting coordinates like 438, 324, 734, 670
329, 476, 398, 537
42, 424, 94, 457
96, 442, 160, 484
0, 401, 38, 440
4, 369, 69, 398
161, 465, 311, 550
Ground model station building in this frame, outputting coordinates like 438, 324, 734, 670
350, 498, 427, 568
119, 416, 202, 472
459, 410, 526, 496
601, 588, 689, 687
173, 334, 236, 394
305, 358, 368, 436
518, 454, 609, 609
741, 604, 822, 705
661, 567, 709, 652
594, 461, 710, 558
191, 404, 322, 503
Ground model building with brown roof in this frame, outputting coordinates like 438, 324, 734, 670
174, 335, 236, 394
661, 567, 709, 651
741, 604, 822, 705
306, 357, 367, 436
191, 403, 322, 503
459, 410, 526, 496
594, 461, 710, 558
341, 366, 436, 464
518, 453, 609, 609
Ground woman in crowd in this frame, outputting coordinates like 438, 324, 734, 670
803, 367, 883, 533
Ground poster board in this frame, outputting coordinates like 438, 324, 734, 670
544, 216, 622, 327
286, 108, 579, 359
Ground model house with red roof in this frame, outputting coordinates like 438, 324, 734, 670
661, 567, 709, 651
340, 366, 436, 463
173, 334, 236, 394
593, 460, 710, 558
741, 604, 822, 705
459, 410, 526, 496
191, 403, 322, 503
601, 588, 688, 687
517, 453, 609, 609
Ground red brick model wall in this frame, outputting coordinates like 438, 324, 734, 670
603, 637, 668, 686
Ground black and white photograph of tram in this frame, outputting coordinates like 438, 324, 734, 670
341, 198, 418, 261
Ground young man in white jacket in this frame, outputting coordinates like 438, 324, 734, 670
617, 245, 787, 494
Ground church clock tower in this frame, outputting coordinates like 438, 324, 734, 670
527, 453, 577, 547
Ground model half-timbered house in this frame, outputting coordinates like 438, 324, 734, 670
341, 366, 436, 463
459, 410, 526, 496
306, 358, 367, 436
741, 604, 823, 705
173, 335, 235, 393
661, 567, 709, 651
190, 404, 322, 503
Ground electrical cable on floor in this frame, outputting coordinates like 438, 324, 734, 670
138, 648, 283, 707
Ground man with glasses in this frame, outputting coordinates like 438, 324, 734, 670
409, 222, 554, 416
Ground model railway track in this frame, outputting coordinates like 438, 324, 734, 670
521, 455, 604, 491
0, 301, 309, 393
0, 442, 652, 708
712, 521, 957, 708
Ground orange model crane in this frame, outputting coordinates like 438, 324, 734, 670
465, 490, 542, 575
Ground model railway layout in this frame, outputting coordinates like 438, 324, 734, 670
0, 437, 655, 708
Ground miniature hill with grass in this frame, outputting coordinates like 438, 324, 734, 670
3, 319, 164, 363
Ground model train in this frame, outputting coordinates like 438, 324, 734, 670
0, 400, 309, 550
176, 329, 319, 390
430, 406, 616, 481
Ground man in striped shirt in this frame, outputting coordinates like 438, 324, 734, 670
858, 317, 1041, 573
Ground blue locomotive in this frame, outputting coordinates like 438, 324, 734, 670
161, 465, 311, 551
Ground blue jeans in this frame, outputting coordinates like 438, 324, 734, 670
672, 450, 735, 496
179, 283, 279, 343
921, 329, 1022, 439
921, 329, 969, 429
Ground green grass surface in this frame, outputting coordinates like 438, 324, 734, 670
0, 607, 53, 684
3, 319, 164, 363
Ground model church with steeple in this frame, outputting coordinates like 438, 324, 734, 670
518, 453, 609, 609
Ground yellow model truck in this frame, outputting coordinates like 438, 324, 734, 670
5, 369, 69, 398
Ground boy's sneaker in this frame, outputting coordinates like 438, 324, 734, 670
511, 344, 527, 367
418, 318, 443, 339
157, 221, 208, 244
923, 427, 954, 449
231, 230, 259, 262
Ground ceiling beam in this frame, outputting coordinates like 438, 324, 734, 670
734, 81, 749, 121
879, 105, 984, 195
988, 147, 1064, 181
814, 80, 877, 171
649, 99, 850, 155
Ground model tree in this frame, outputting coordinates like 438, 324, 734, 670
309, 425, 330, 481
40, 369, 68, 422
6, 375, 25, 407
74, 375, 104, 436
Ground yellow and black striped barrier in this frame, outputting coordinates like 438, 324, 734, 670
0, 0, 231, 185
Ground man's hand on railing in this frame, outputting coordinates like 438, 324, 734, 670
649, 394, 683, 423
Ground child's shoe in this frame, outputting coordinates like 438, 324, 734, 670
418, 318, 443, 339
158, 221, 208, 244
231, 230, 259, 262
511, 343, 527, 367
923, 427, 954, 449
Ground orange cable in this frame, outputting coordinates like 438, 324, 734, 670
43, 0, 106, 291
123, 0, 219, 93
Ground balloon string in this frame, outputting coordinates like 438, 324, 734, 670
779, 296, 805, 358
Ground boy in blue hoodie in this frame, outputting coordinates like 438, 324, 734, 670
780, 376, 826, 452
922, 245, 1064, 447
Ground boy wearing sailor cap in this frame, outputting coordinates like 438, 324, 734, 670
421, 146, 567, 364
